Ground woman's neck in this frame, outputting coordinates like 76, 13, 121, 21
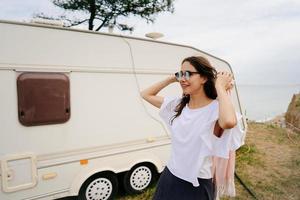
188, 92, 213, 109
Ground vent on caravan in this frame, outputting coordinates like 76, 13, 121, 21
145, 32, 164, 40
31, 19, 64, 27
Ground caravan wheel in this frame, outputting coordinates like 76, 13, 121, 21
123, 163, 156, 195
79, 172, 118, 200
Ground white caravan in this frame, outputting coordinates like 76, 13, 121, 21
0, 20, 247, 200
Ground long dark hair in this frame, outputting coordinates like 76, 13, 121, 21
170, 56, 217, 124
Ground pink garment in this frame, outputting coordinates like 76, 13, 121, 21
212, 150, 237, 200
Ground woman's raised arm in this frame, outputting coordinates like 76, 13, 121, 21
140, 75, 177, 108
215, 72, 237, 129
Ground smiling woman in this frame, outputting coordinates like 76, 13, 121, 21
140, 56, 245, 200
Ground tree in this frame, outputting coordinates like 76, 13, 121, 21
36, 0, 175, 32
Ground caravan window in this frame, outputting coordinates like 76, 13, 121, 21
17, 72, 70, 126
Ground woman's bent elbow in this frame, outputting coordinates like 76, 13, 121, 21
221, 120, 237, 129
140, 91, 147, 99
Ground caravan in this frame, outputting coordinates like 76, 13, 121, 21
0, 20, 247, 200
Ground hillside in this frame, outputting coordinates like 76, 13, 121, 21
232, 122, 300, 200
119, 122, 300, 200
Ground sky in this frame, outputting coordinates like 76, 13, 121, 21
0, 0, 299, 85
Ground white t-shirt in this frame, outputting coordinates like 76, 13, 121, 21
159, 96, 245, 187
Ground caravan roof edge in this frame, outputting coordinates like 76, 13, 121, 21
0, 19, 232, 72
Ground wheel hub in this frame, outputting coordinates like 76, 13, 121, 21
130, 166, 152, 190
85, 177, 113, 200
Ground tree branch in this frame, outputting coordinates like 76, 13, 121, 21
95, 16, 109, 31
67, 19, 89, 27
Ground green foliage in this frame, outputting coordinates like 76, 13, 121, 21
36, 0, 175, 31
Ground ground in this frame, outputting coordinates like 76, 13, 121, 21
118, 122, 300, 200
60, 121, 300, 200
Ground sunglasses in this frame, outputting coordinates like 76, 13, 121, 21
174, 70, 201, 81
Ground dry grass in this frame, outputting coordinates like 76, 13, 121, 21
231, 122, 300, 200
118, 122, 300, 200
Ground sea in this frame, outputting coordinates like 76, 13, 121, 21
236, 84, 300, 122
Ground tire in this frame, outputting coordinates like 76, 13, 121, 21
79, 172, 118, 200
123, 163, 157, 195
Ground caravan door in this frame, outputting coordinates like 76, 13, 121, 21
1, 153, 37, 193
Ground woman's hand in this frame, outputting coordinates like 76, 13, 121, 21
167, 74, 178, 84
215, 71, 234, 92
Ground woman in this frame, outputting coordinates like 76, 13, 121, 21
140, 56, 245, 200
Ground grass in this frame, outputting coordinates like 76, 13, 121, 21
117, 122, 300, 200
236, 143, 264, 167
117, 184, 156, 200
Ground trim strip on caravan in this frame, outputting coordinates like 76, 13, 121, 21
37, 136, 171, 169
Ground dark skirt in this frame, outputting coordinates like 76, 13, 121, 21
152, 167, 215, 200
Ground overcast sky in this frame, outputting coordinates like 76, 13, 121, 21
0, 0, 299, 85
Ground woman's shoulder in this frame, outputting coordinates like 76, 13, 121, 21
203, 99, 219, 122
159, 96, 181, 122
206, 99, 219, 112
162, 96, 181, 108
